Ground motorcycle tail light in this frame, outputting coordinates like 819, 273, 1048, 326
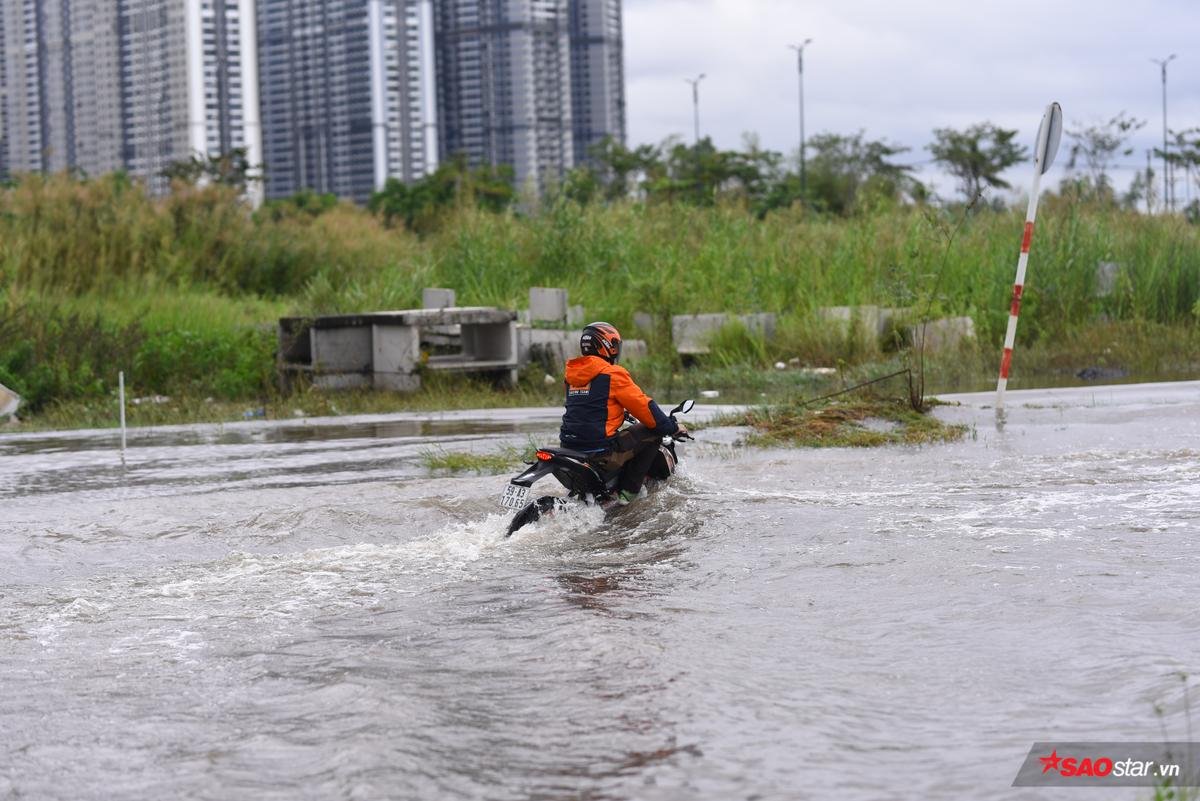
536, 450, 552, 461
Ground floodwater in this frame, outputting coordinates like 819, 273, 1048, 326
2, 384, 1198, 800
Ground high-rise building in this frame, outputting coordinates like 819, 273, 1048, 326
0, 0, 625, 200
568, 0, 623, 166
435, 0, 577, 193
0, 0, 8, 179
0, 0, 261, 198
256, 0, 437, 203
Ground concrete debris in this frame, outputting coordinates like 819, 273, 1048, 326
0, 382, 21, 419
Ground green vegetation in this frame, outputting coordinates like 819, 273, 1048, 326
418, 444, 528, 475
1, 160, 1198, 430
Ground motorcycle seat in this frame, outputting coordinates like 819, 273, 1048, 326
541, 446, 601, 462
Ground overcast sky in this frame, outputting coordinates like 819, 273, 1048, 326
624, 0, 1200, 201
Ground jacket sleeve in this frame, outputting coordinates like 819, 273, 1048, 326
609, 367, 679, 434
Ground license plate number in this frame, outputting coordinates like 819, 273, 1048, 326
500, 483, 530, 510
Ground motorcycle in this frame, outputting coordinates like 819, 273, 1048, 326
499, 400, 696, 537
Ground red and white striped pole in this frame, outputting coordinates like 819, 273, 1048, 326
997, 102, 1063, 409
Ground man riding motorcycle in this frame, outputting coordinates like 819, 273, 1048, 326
558, 322, 688, 505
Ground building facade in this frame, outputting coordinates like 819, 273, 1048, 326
256, 0, 436, 203
0, 0, 624, 199
568, 0, 623, 166
434, 0, 577, 193
0, 0, 8, 179
0, 0, 261, 197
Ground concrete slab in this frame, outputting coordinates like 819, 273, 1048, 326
0, 382, 21, 418
672, 313, 776, 355
283, 307, 516, 329
520, 328, 579, 368
312, 373, 372, 390
622, 339, 649, 362
910, 316, 975, 352
281, 308, 519, 393
633, 312, 656, 332
672, 313, 730, 355
422, 288, 456, 308
818, 305, 880, 337
371, 324, 420, 384
1095, 262, 1119, 297
739, 312, 777, 340
311, 326, 372, 373
529, 287, 569, 323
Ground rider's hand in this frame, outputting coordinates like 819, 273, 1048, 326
674, 423, 689, 438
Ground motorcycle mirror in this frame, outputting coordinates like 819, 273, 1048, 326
670, 399, 695, 416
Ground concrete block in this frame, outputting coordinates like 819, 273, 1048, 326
0, 382, 21, 418
671, 313, 774, 355
621, 339, 648, 362
529, 340, 568, 372
313, 373, 372, 390
567, 305, 585, 326
1096, 262, 1119, 297
519, 327, 580, 368
311, 326, 372, 373
817, 304, 916, 341
461, 321, 518, 362
372, 323, 420, 380
909, 316, 976, 352
530, 287, 569, 323
374, 372, 422, 392
738, 312, 777, 340
422, 287, 456, 308
877, 307, 911, 336
284, 308, 519, 394
672, 313, 730, 355
817, 305, 883, 336
419, 292, 462, 345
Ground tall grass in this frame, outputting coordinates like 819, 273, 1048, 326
1, 172, 1197, 413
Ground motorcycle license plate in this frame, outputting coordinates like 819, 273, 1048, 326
500, 483, 530, 510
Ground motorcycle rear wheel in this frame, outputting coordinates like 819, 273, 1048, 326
505, 495, 567, 537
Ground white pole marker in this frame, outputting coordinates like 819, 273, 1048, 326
119, 371, 127, 454
996, 102, 1063, 409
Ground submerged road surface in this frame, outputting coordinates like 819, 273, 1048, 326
1, 384, 1198, 800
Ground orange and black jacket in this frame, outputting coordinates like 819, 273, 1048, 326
559, 355, 678, 451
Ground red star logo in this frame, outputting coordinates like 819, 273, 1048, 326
1039, 749, 1062, 774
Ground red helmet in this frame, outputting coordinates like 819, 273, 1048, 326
580, 321, 622, 363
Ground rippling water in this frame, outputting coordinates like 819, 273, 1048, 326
2, 386, 1198, 800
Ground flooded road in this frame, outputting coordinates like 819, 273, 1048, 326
2, 384, 1198, 800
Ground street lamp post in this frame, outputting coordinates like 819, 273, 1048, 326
685, 73, 705, 143
1151, 54, 1176, 212
789, 39, 813, 199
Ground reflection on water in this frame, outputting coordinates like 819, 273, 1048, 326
2, 383, 1199, 800
0, 415, 554, 457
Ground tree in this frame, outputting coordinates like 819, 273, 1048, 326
367, 156, 514, 231
798, 131, 920, 215
928, 123, 1027, 202
1065, 112, 1145, 201
1157, 127, 1200, 217
160, 147, 259, 191
586, 136, 662, 202
1121, 158, 1157, 213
